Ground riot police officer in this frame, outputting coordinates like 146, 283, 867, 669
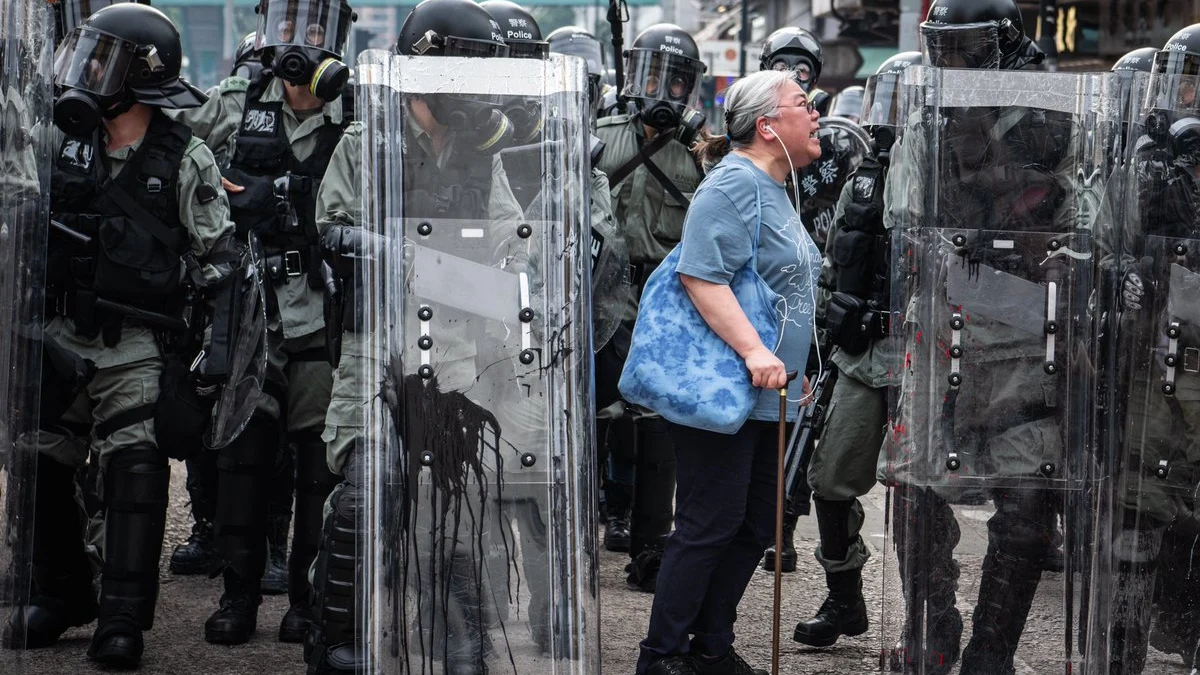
829, 86, 864, 124
170, 0, 356, 646
1104, 26, 1200, 675
790, 51, 921, 650
310, 0, 525, 670
232, 32, 266, 81
883, 2, 1084, 675
6, 3, 238, 668
759, 27, 831, 116
595, 22, 707, 592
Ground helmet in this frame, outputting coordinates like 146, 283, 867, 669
255, 0, 355, 100
1112, 46, 1157, 73
1145, 25, 1200, 143
621, 23, 705, 131
860, 51, 922, 148
547, 26, 604, 108
396, 0, 508, 57
232, 31, 265, 79
396, 0, 515, 153
53, 0, 147, 46
480, 0, 547, 59
52, 3, 207, 135
759, 27, 822, 92
921, 0, 1042, 71
830, 86, 864, 122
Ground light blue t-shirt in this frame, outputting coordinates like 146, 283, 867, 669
675, 153, 822, 423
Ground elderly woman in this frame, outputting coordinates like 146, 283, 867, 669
635, 69, 824, 675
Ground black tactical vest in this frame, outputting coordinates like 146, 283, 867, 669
227, 70, 346, 254
49, 112, 190, 327
403, 138, 495, 219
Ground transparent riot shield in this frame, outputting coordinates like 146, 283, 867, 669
356, 50, 598, 674
794, 115, 872, 251
0, 0, 51, 665
1091, 71, 1200, 675
879, 67, 1119, 675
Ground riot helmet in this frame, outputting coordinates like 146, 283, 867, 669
829, 86, 864, 123
53, 0, 147, 46
232, 31, 265, 79
547, 25, 604, 108
396, 0, 515, 153
860, 50, 922, 149
52, 2, 207, 136
759, 27, 822, 92
1145, 26, 1200, 157
621, 23, 706, 132
480, 0, 547, 59
1113, 46, 1157, 74
920, 0, 1042, 71
254, 0, 355, 101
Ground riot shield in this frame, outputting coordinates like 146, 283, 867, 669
355, 50, 598, 673
879, 67, 1119, 675
1093, 70, 1200, 674
203, 233, 268, 449
0, 0, 51, 664
793, 115, 871, 250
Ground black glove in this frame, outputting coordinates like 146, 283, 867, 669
320, 224, 382, 277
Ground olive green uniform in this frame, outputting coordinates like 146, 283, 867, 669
171, 75, 343, 432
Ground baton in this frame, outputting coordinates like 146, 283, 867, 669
773, 370, 799, 675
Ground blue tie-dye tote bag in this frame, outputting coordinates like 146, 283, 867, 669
618, 174, 781, 434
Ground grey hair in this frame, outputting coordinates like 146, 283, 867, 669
693, 70, 794, 169
724, 70, 794, 146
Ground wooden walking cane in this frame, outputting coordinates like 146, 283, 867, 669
772, 371, 799, 675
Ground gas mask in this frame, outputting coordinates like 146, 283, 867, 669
501, 97, 544, 145
273, 46, 349, 102
428, 96, 514, 154
766, 53, 818, 92
53, 87, 133, 136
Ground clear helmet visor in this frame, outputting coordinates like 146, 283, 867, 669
255, 0, 353, 56
861, 72, 905, 129
550, 36, 604, 77
920, 22, 1002, 70
52, 27, 134, 96
1144, 69, 1200, 119
508, 40, 550, 59
621, 49, 704, 107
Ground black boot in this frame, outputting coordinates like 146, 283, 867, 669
169, 456, 217, 575
205, 569, 262, 645
262, 438, 294, 595
627, 415, 676, 593
604, 480, 632, 553
207, 416, 275, 645
88, 449, 170, 670
792, 570, 868, 647
307, 451, 362, 674
958, 489, 1053, 675
889, 486, 962, 675
5, 455, 97, 649
762, 510, 799, 573
282, 432, 338, 643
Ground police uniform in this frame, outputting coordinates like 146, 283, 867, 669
595, 112, 702, 587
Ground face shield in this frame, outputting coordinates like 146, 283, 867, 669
508, 39, 549, 59
765, 52, 818, 91
52, 26, 141, 97
861, 72, 907, 149
255, 0, 353, 56
550, 37, 604, 110
55, 0, 119, 43
409, 33, 510, 58
622, 49, 704, 130
920, 22, 1002, 70
1143, 56, 1200, 161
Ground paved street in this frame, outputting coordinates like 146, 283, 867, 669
1, 467, 1194, 674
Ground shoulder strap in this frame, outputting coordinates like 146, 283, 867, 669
102, 176, 188, 255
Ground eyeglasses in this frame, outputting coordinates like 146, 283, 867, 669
777, 100, 816, 114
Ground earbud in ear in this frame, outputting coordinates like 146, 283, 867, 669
763, 124, 775, 138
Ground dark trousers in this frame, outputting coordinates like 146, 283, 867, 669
635, 419, 779, 673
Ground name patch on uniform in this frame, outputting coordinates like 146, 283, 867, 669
243, 108, 279, 135
59, 138, 94, 171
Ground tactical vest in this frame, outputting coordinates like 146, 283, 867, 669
227, 70, 346, 279
49, 112, 191, 342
